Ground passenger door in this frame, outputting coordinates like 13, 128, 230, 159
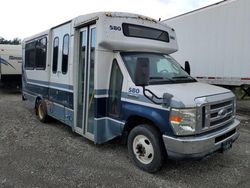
48, 24, 73, 122
75, 25, 96, 139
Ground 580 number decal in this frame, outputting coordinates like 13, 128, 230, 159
128, 87, 140, 94
109, 25, 121, 31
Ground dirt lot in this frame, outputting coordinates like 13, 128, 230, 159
0, 89, 249, 188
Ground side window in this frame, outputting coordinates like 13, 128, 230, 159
25, 41, 36, 69
35, 38, 47, 69
52, 37, 59, 73
25, 37, 47, 70
62, 34, 69, 74
108, 59, 123, 117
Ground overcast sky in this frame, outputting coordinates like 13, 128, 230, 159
1, 0, 221, 40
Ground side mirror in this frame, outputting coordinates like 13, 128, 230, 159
185, 61, 191, 75
163, 93, 173, 107
134, 58, 149, 86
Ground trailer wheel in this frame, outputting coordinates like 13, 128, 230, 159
36, 99, 49, 123
127, 124, 165, 173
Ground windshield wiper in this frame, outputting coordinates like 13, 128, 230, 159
149, 76, 174, 83
172, 76, 189, 79
172, 76, 197, 82
172, 76, 195, 79
149, 76, 164, 79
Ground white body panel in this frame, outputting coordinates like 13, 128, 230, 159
0, 45, 22, 76
50, 23, 73, 91
146, 82, 230, 108
164, 0, 250, 86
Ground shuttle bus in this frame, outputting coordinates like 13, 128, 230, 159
22, 12, 240, 172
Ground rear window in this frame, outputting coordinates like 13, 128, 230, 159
122, 23, 169, 43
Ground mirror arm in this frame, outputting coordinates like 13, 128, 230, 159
142, 86, 163, 105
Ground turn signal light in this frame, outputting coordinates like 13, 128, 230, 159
170, 115, 182, 123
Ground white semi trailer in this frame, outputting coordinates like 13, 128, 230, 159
164, 0, 250, 98
0, 44, 22, 88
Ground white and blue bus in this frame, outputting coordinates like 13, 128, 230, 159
22, 12, 240, 172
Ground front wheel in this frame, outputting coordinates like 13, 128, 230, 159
36, 99, 49, 123
127, 124, 165, 173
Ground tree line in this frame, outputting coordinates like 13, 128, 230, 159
0, 37, 21, 45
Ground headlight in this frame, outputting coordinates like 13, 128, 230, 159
170, 108, 197, 136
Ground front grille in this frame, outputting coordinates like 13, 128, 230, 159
209, 99, 234, 127
211, 100, 232, 109
210, 115, 232, 126
196, 95, 235, 134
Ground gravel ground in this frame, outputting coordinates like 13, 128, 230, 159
0, 89, 249, 188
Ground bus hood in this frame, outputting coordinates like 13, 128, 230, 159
146, 82, 231, 108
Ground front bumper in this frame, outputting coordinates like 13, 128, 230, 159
163, 119, 240, 160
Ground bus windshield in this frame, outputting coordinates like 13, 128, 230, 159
121, 52, 196, 84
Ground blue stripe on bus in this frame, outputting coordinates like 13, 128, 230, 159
94, 96, 174, 136
95, 89, 109, 95
95, 117, 124, 144
23, 81, 74, 109
95, 89, 185, 108
47, 103, 74, 127
27, 78, 73, 90
22, 84, 174, 136
121, 100, 173, 135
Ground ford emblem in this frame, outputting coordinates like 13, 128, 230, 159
218, 108, 227, 117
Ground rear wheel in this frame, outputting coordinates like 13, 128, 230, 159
128, 124, 165, 173
36, 99, 49, 123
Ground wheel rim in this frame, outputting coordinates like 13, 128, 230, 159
132, 135, 154, 164
38, 103, 44, 120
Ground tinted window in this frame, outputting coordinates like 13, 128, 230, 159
25, 37, 47, 70
108, 59, 123, 117
76, 30, 87, 130
87, 27, 96, 133
25, 41, 36, 69
52, 37, 59, 73
123, 23, 169, 42
62, 34, 69, 74
36, 38, 47, 69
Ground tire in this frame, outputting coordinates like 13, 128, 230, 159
36, 99, 49, 123
127, 124, 165, 173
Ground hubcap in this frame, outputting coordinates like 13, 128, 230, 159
133, 135, 154, 164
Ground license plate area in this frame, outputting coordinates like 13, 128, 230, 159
220, 139, 233, 152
